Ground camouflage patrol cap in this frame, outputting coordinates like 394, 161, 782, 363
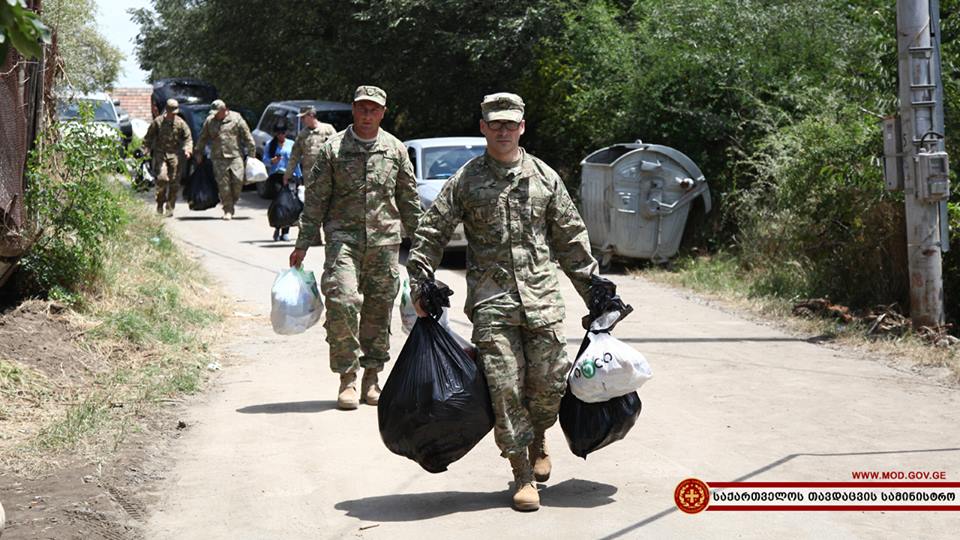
354, 85, 387, 107
481, 92, 525, 122
297, 106, 317, 117
209, 99, 227, 113
165, 98, 179, 113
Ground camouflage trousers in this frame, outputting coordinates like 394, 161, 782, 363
320, 241, 400, 374
212, 157, 244, 214
472, 300, 570, 458
154, 153, 181, 209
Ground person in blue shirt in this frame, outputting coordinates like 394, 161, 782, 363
262, 122, 301, 240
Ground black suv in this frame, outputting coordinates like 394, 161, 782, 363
151, 78, 218, 117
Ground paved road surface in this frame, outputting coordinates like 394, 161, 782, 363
145, 193, 960, 539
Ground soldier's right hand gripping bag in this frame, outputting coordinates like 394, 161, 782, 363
270, 267, 323, 335
378, 281, 494, 473
560, 286, 646, 459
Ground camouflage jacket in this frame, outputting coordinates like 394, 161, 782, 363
407, 150, 598, 327
143, 115, 192, 155
296, 127, 422, 248
195, 110, 255, 159
288, 123, 337, 179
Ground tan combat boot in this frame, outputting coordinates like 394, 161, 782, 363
509, 453, 540, 512
361, 368, 381, 405
337, 372, 359, 410
529, 431, 551, 482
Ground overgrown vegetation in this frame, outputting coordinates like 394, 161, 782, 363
131, 0, 958, 327
17, 107, 129, 305
1, 112, 222, 472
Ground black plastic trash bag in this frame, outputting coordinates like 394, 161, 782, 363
378, 316, 494, 473
559, 329, 643, 458
268, 185, 304, 228
188, 160, 219, 211
559, 387, 642, 459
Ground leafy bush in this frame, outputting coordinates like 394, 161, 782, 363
18, 107, 129, 303
733, 97, 908, 306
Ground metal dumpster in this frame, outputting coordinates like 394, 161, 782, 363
580, 140, 710, 264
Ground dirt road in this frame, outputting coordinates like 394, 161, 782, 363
146, 193, 960, 539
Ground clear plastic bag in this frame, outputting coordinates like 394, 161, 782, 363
270, 268, 323, 335
244, 157, 268, 185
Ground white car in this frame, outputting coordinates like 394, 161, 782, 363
404, 137, 486, 250
56, 91, 124, 147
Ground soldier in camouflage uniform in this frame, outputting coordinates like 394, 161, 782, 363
143, 98, 192, 217
407, 93, 600, 512
289, 86, 421, 410
283, 105, 337, 187
194, 99, 256, 220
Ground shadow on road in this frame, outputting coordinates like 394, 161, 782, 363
236, 400, 339, 414
334, 478, 615, 521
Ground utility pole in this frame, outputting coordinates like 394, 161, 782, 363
883, 0, 950, 327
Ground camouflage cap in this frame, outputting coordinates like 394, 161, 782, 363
297, 105, 317, 117
165, 98, 179, 113
209, 99, 227, 113
481, 92, 525, 122
354, 85, 387, 107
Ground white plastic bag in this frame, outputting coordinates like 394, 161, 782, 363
297, 184, 306, 203
569, 331, 652, 403
271, 268, 324, 335
399, 276, 448, 334
244, 158, 268, 185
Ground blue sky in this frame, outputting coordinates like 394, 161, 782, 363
95, 0, 151, 87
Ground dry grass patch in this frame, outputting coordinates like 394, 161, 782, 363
0, 194, 227, 475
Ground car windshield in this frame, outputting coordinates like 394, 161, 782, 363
422, 145, 485, 179
57, 99, 116, 123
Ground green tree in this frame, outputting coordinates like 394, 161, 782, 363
44, 0, 124, 92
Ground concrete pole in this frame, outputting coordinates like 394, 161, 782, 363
897, 0, 945, 326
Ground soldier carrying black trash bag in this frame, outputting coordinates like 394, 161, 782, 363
377, 280, 494, 474
407, 91, 615, 512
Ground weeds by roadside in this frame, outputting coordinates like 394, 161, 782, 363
638, 252, 960, 383
0, 189, 225, 475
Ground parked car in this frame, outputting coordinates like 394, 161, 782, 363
151, 78, 218, 118
252, 100, 353, 159
250, 100, 353, 198
56, 91, 125, 149
403, 137, 487, 250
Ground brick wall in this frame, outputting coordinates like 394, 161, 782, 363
112, 87, 154, 121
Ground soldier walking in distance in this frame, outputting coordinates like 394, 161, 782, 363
194, 99, 256, 220
283, 105, 337, 188
407, 92, 605, 512
143, 98, 192, 217
289, 86, 421, 410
